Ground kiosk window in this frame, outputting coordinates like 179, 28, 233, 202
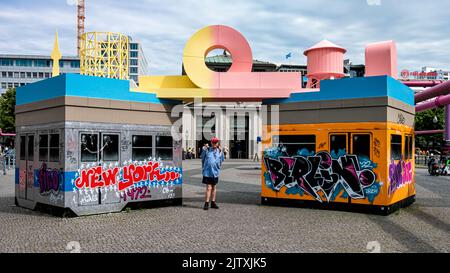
27, 135, 34, 160
132, 135, 152, 161
20, 136, 26, 160
274, 135, 316, 156
156, 136, 173, 160
81, 133, 98, 162
39, 135, 49, 161
405, 135, 413, 160
49, 134, 60, 162
102, 134, 119, 162
391, 134, 402, 160
330, 134, 347, 156
352, 134, 371, 158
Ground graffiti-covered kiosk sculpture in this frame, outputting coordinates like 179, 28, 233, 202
15, 25, 415, 216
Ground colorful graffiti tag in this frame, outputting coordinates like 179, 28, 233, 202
121, 186, 152, 202
38, 163, 62, 195
263, 149, 381, 203
388, 160, 413, 195
74, 160, 182, 192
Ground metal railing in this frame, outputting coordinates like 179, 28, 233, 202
415, 154, 440, 166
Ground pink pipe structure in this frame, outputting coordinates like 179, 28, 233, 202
415, 130, 444, 135
414, 80, 450, 103
415, 94, 450, 112
0, 129, 15, 137
413, 80, 450, 143
402, 80, 444, 88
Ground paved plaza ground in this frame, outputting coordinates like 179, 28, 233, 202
0, 159, 449, 253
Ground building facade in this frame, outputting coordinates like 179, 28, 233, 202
0, 55, 80, 94
277, 64, 308, 88
401, 66, 450, 81
182, 101, 263, 160
180, 54, 276, 159
180, 55, 367, 159
129, 40, 149, 84
1, 41, 148, 94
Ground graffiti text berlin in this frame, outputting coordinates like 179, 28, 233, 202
264, 151, 378, 202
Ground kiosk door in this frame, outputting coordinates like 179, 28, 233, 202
18, 134, 35, 200
25, 134, 35, 201
18, 135, 26, 199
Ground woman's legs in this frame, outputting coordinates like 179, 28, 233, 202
210, 184, 219, 209
205, 184, 212, 203
211, 184, 217, 202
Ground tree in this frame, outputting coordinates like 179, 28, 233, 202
0, 88, 16, 133
415, 107, 444, 150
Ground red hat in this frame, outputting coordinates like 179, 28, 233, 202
211, 137, 220, 144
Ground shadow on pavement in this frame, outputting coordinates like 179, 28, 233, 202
183, 190, 261, 208
0, 196, 53, 217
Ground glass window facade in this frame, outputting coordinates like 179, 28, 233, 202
16, 59, 33, 67
156, 136, 173, 160
70, 61, 80, 68
405, 135, 413, 160
273, 135, 316, 156
330, 134, 347, 155
34, 60, 51, 67
39, 135, 49, 162
130, 43, 138, 50
49, 134, 60, 162
391, 134, 402, 160
27, 135, 34, 160
20, 136, 26, 160
102, 134, 119, 162
0, 59, 14, 66
352, 134, 371, 158
132, 135, 153, 161
81, 133, 98, 162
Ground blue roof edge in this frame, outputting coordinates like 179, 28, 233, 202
263, 76, 414, 106
16, 74, 180, 105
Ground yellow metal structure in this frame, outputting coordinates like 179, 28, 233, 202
51, 31, 62, 77
80, 32, 129, 80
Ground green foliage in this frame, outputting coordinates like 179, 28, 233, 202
415, 107, 444, 149
0, 88, 16, 133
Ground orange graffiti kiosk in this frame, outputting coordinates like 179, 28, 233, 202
261, 76, 415, 215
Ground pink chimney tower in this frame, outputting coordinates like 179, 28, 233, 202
303, 40, 347, 88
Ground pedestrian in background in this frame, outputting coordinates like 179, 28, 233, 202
223, 146, 229, 159
1, 148, 6, 175
201, 137, 224, 210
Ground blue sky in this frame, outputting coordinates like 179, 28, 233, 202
0, 0, 449, 75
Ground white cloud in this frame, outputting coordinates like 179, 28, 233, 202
0, 0, 449, 74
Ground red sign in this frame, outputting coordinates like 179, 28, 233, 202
401, 69, 438, 79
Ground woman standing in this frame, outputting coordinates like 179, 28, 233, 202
201, 137, 224, 210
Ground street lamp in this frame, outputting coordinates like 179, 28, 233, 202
433, 116, 438, 124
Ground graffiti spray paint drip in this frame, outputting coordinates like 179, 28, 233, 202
264, 151, 380, 203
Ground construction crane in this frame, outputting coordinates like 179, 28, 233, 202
77, 0, 85, 56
